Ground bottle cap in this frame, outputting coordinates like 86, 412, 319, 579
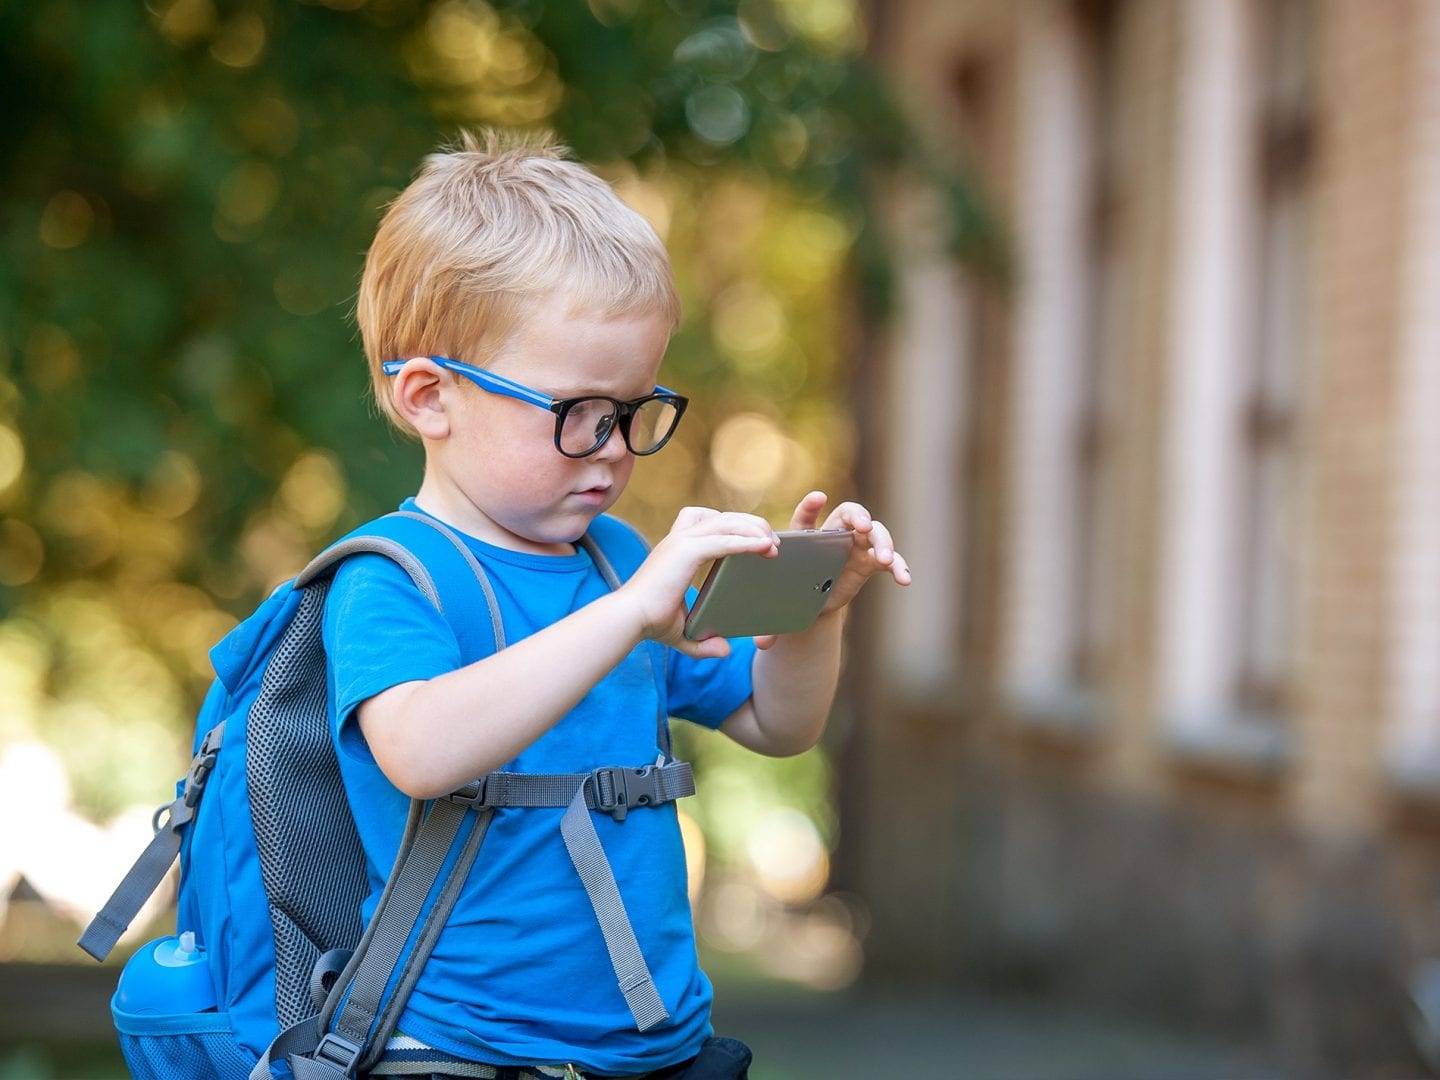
114, 934, 218, 1015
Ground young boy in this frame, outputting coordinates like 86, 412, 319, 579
331, 130, 910, 1079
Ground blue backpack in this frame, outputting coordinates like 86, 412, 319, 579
79, 510, 697, 1079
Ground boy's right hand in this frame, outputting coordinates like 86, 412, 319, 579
618, 506, 780, 659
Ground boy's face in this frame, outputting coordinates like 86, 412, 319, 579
428, 294, 674, 554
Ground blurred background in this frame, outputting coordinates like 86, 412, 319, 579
4, 0, 1440, 1077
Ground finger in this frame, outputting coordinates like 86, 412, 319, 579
682, 510, 777, 542
826, 501, 874, 534
864, 519, 897, 563
691, 531, 781, 560
887, 550, 913, 585
671, 633, 733, 661
716, 511, 780, 541
673, 505, 721, 531
788, 491, 828, 531
752, 633, 777, 650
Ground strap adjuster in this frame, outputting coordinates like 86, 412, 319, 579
448, 776, 487, 807
589, 765, 662, 823
311, 1031, 363, 1074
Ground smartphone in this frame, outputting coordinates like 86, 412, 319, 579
683, 529, 853, 640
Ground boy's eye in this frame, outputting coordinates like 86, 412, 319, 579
567, 398, 613, 425
558, 397, 620, 456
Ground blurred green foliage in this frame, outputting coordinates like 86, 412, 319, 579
0, 0, 992, 848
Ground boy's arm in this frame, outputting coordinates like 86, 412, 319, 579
357, 509, 783, 798
720, 493, 911, 757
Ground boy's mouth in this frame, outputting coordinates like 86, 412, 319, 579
572, 482, 612, 505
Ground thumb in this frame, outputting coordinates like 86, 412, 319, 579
669, 633, 733, 661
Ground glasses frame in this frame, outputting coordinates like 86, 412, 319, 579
382, 356, 689, 459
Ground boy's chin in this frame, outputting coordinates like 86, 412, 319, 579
521, 507, 608, 551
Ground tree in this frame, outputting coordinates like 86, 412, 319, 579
0, 0, 995, 826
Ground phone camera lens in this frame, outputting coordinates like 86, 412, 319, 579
819, 579, 834, 593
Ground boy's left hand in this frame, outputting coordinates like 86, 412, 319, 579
755, 491, 910, 648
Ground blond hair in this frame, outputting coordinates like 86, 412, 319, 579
356, 129, 682, 432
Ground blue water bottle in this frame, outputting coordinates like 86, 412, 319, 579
115, 932, 218, 1015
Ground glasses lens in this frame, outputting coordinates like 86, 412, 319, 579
628, 397, 680, 454
558, 398, 619, 456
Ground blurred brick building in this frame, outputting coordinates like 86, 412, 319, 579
843, 1, 1440, 1073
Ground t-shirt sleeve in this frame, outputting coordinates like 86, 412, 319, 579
663, 587, 757, 730
323, 552, 463, 760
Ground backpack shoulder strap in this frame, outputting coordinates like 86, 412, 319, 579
300, 509, 506, 653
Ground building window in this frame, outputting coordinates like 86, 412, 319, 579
1386, 2, 1440, 790
878, 193, 971, 699
1158, 0, 1312, 766
876, 52, 1001, 701
1003, 0, 1123, 728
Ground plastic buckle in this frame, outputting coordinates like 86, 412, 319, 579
310, 1031, 363, 1074
590, 765, 661, 823
181, 731, 223, 810
447, 776, 488, 806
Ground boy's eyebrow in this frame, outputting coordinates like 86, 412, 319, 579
546, 378, 666, 401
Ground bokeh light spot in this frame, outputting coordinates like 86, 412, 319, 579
153, 0, 217, 46
0, 426, 25, 495
25, 324, 80, 393
277, 450, 347, 533
711, 412, 790, 494
216, 161, 281, 229
746, 807, 830, 904
0, 520, 44, 587
774, 0, 865, 55
686, 85, 752, 147
409, 0, 563, 126
713, 281, 787, 360
38, 190, 95, 249
143, 451, 203, 519
210, 12, 267, 68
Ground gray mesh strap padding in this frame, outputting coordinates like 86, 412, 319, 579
256, 802, 495, 1080
250, 799, 430, 1080
253, 518, 506, 1080
249, 575, 371, 1031
560, 785, 669, 1032
317, 796, 424, 1030
252, 513, 505, 1075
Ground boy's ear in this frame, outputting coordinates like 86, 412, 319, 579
390, 358, 451, 439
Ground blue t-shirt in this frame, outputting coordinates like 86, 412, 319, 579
321, 503, 756, 1074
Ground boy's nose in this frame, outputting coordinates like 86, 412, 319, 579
590, 425, 631, 462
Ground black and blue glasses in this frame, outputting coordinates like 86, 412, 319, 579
382, 356, 688, 459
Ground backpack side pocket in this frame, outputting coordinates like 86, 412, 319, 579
113, 999, 254, 1080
